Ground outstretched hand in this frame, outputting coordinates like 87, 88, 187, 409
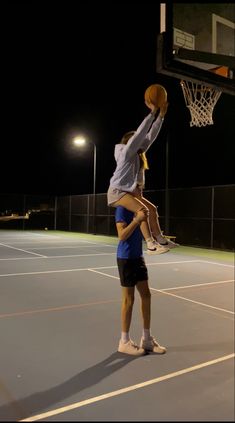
145, 100, 159, 115
145, 99, 168, 118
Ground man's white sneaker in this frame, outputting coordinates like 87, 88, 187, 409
146, 240, 169, 255
118, 339, 146, 356
140, 336, 167, 354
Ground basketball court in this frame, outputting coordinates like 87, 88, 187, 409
0, 229, 234, 421
0, 3, 234, 422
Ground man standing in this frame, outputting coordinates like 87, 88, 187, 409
115, 205, 167, 356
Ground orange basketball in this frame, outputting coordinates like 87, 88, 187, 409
144, 84, 167, 108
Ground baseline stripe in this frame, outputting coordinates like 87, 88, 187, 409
152, 288, 234, 315
161, 279, 234, 291
20, 353, 235, 422
0, 242, 46, 258
0, 260, 200, 277
0, 299, 119, 319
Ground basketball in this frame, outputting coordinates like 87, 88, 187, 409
144, 84, 167, 109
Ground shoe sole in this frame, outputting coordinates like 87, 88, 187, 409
146, 249, 169, 255
142, 347, 167, 354
159, 242, 180, 248
118, 349, 146, 356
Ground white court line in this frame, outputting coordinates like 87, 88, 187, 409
0, 235, 62, 240
0, 257, 45, 261
88, 268, 119, 279
27, 233, 62, 238
28, 244, 116, 250
161, 279, 234, 291
0, 253, 116, 261
200, 260, 234, 268
148, 259, 234, 268
20, 353, 235, 422
0, 242, 46, 258
151, 288, 234, 315
0, 264, 117, 277
0, 239, 100, 245
0, 260, 200, 277
89, 269, 234, 315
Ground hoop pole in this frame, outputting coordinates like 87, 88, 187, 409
165, 130, 170, 234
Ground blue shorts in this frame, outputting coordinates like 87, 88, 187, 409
117, 257, 148, 287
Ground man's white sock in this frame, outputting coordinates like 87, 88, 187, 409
121, 332, 130, 343
143, 328, 151, 340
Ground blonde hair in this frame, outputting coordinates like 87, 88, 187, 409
139, 152, 149, 170
120, 131, 135, 144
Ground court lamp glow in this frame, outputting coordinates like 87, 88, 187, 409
73, 136, 86, 146
73, 135, 97, 234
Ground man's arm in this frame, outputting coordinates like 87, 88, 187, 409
116, 209, 147, 241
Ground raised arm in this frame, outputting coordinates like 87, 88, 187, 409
140, 101, 169, 152
123, 110, 157, 158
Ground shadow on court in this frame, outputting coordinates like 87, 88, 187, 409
168, 340, 233, 353
0, 352, 141, 421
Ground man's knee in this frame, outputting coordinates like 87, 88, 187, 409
123, 294, 135, 307
139, 287, 151, 301
143, 290, 151, 301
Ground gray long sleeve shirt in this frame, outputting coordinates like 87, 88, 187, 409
109, 112, 164, 192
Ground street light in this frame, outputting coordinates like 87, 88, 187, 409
74, 136, 86, 146
73, 136, 97, 234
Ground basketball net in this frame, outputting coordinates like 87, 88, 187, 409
180, 66, 228, 127
180, 80, 222, 127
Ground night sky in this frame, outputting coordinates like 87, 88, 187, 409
1, 1, 235, 196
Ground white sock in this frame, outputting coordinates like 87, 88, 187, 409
121, 332, 130, 343
143, 328, 151, 340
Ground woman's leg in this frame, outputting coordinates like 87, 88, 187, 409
135, 194, 161, 239
133, 187, 161, 239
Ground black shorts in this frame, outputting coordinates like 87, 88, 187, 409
117, 257, 148, 287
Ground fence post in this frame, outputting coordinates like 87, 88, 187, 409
69, 195, 71, 231
165, 132, 170, 234
87, 195, 90, 233
22, 194, 26, 230
210, 187, 214, 248
54, 196, 57, 230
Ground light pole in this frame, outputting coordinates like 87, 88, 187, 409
92, 142, 97, 235
73, 136, 97, 234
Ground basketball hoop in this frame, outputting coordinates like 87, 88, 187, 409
180, 66, 229, 127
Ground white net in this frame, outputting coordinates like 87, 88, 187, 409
180, 80, 222, 127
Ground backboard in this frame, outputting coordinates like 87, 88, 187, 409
157, 3, 235, 95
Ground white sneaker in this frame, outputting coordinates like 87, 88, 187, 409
146, 240, 169, 255
140, 336, 167, 354
118, 339, 145, 356
156, 234, 179, 249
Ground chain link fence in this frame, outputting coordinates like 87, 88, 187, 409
0, 185, 234, 251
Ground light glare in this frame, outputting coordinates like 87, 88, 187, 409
74, 137, 86, 146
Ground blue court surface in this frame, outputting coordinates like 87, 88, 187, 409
0, 230, 234, 422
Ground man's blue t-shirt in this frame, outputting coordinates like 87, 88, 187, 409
115, 206, 143, 259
